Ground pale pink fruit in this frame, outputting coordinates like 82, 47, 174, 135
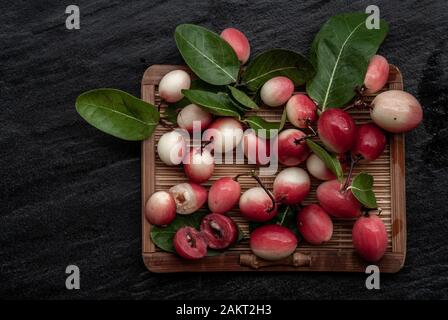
260, 76, 294, 107
184, 148, 214, 183
273, 167, 310, 205
297, 204, 333, 245
177, 104, 212, 132
306, 153, 336, 181
158, 69, 191, 103
220, 28, 251, 64
286, 94, 317, 128
371, 90, 423, 133
203, 117, 243, 153
242, 131, 271, 165
208, 177, 241, 214
364, 55, 389, 93
169, 182, 207, 215
145, 191, 176, 226
239, 187, 277, 222
250, 225, 297, 261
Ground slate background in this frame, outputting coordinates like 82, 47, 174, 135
1, 0, 447, 300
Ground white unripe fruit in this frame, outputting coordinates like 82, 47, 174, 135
177, 104, 213, 132
157, 131, 187, 166
158, 70, 191, 103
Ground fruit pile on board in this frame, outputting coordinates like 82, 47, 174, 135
75, 13, 423, 264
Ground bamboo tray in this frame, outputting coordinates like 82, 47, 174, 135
141, 64, 406, 273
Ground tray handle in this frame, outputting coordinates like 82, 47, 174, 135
240, 253, 311, 269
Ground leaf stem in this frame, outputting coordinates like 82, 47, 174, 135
342, 154, 362, 191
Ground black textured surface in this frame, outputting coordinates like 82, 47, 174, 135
1, 0, 448, 300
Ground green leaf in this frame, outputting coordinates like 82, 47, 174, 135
307, 12, 389, 110
306, 140, 344, 183
164, 79, 225, 123
228, 86, 258, 109
244, 115, 281, 138
175, 24, 240, 85
76, 88, 160, 141
350, 172, 378, 209
242, 49, 315, 91
279, 107, 287, 131
182, 89, 241, 118
150, 212, 244, 256
249, 205, 300, 238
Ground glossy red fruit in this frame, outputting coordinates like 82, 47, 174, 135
297, 204, 333, 245
273, 167, 310, 205
352, 123, 386, 162
203, 117, 243, 153
184, 147, 215, 183
371, 90, 423, 133
275, 129, 310, 166
316, 180, 361, 219
250, 225, 298, 261
169, 183, 207, 215
286, 94, 317, 128
145, 191, 176, 226
317, 109, 356, 153
242, 131, 271, 165
177, 104, 212, 132
306, 153, 336, 181
260, 76, 294, 107
352, 214, 388, 262
173, 226, 207, 260
220, 28, 251, 64
239, 187, 277, 222
208, 177, 241, 214
364, 55, 389, 93
200, 213, 238, 249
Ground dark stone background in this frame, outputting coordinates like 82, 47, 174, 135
1, 0, 447, 299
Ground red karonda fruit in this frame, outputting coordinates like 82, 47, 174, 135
250, 225, 298, 261
208, 177, 241, 214
351, 123, 386, 162
317, 109, 356, 153
158, 69, 191, 103
316, 179, 361, 219
352, 214, 388, 262
200, 213, 238, 249
239, 187, 277, 222
275, 128, 310, 166
169, 182, 207, 215
184, 147, 215, 183
364, 55, 389, 93
260, 76, 294, 107
273, 167, 310, 205
242, 130, 271, 165
173, 226, 207, 260
297, 204, 333, 245
286, 94, 318, 128
370, 90, 423, 133
220, 28, 251, 64
145, 191, 176, 226
177, 103, 212, 133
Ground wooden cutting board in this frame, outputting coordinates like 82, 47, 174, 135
141, 64, 406, 273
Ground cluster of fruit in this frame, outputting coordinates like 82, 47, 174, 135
145, 27, 423, 263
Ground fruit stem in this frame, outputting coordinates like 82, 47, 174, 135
201, 137, 214, 150
250, 170, 276, 213
294, 125, 317, 145
342, 154, 362, 191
